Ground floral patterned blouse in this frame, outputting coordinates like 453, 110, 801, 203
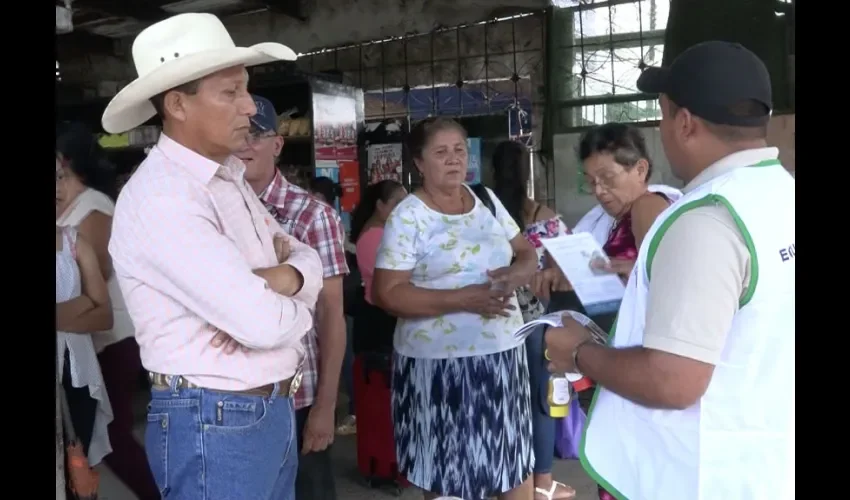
517, 215, 571, 322
523, 216, 571, 270
375, 185, 526, 359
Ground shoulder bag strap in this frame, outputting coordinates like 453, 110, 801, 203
469, 183, 496, 217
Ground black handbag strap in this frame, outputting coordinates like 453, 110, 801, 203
469, 183, 496, 217
469, 183, 518, 264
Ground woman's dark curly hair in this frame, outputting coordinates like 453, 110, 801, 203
56, 122, 118, 201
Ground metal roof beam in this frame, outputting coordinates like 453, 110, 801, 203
57, 30, 117, 58
263, 0, 307, 22
74, 0, 168, 22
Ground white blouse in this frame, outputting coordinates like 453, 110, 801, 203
56, 188, 135, 352
56, 226, 113, 466
375, 186, 525, 359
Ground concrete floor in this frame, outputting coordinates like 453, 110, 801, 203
97, 393, 597, 500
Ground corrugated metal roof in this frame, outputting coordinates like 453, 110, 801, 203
76, 17, 150, 38
66, 0, 265, 39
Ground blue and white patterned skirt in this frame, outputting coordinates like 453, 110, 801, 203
392, 345, 534, 499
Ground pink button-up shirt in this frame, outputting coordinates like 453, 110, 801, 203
109, 134, 323, 391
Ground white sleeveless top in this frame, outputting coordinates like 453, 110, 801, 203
56, 226, 113, 466
580, 156, 795, 500
57, 188, 134, 352
573, 184, 683, 246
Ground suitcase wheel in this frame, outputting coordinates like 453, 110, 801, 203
363, 476, 403, 495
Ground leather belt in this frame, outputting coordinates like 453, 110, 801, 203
149, 371, 302, 398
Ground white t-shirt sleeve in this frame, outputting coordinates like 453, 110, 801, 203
375, 202, 418, 272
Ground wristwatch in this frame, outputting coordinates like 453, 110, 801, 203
571, 338, 594, 374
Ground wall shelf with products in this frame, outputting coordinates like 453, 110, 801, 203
97, 125, 160, 151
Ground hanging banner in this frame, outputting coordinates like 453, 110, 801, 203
335, 100, 359, 161
466, 137, 482, 184
313, 93, 357, 161
367, 143, 403, 184
339, 160, 361, 212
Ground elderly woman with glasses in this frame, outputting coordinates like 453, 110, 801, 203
535, 123, 673, 500
577, 123, 672, 279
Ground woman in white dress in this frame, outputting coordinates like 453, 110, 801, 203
56, 156, 114, 497
56, 123, 159, 499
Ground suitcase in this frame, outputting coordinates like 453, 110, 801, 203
353, 353, 409, 495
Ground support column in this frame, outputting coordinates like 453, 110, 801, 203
663, 0, 790, 111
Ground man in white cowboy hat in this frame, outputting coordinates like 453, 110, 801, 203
105, 13, 324, 500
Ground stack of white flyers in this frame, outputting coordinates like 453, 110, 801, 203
541, 232, 625, 316
512, 310, 608, 345
513, 310, 608, 380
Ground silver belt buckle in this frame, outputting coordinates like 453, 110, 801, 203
288, 370, 303, 397
149, 372, 174, 386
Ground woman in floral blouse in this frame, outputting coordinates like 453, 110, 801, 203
374, 118, 538, 500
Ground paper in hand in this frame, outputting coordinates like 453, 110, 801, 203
541, 233, 625, 315
512, 310, 607, 344
513, 310, 608, 381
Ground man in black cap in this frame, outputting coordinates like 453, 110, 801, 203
542, 41, 795, 499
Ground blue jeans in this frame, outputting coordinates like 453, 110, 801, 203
526, 324, 556, 474
145, 378, 298, 499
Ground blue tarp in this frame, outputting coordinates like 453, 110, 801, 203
373, 85, 533, 131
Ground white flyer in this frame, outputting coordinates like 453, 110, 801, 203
512, 310, 607, 381
541, 232, 625, 316
512, 310, 606, 343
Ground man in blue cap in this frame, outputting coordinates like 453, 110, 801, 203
237, 94, 348, 500
543, 41, 795, 499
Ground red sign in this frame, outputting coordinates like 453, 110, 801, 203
339, 161, 361, 212
314, 123, 336, 160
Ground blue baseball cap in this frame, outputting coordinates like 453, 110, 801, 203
250, 94, 278, 133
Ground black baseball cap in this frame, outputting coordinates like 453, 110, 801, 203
636, 41, 772, 127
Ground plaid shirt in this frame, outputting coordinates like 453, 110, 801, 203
260, 170, 349, 410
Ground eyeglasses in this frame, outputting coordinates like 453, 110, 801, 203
580, 169, 625, 194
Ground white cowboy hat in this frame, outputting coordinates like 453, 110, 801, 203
101, 13, 296, 134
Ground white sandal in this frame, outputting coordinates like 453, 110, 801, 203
535, 481, 576, 500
